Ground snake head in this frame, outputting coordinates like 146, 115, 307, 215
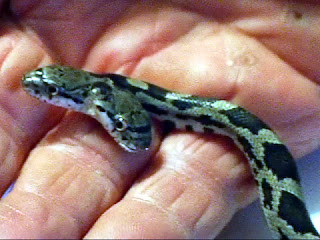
22, 65, 153, 152
22, 65, 93, 111
92, 88, 153, 152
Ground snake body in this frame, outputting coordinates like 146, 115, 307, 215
22, 65, 319, 239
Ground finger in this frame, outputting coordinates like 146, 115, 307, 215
12, 1, 132, 66
0, 22, 161, 238
0, 27, 62, 194
0, 112, 159, 238
171, 0, 320, 81
86, 132, 256, 239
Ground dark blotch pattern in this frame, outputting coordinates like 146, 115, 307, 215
221, 108, 270, 134
192, 115, 226, 128
237, 136, 264, 169
105, 74, 140, 94
278, 191, 320, 235
59, 91, 84, 104
171, 99, 194, 110
96, 105, 106, 112
174, 113, 226, 129
263, 143, 300, 181
142, 103, 168, 115
203, 127, 214, 134
162, 120, 176, 136
128, 124, 152, 133
106, 74, 168, 101
147, 85, 167, 101
107, 111, 114, 120
80, 89, 88, 98
185, 125, 193, 132
175, 113, 189, 120
279, 229, 290, 240
261, 179, 273, 209
95, 73, 128, 83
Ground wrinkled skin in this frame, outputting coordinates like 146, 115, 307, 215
0, 1, 320, 239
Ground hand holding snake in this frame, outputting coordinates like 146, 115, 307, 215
1, 1, 320, 239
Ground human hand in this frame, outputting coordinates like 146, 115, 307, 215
0, 1, 320, 238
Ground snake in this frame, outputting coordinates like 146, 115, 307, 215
21, 65, 319, 239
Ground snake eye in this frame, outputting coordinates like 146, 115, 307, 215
114, 115, 128, 132
47, 85, 59, 95
91, 87, 101, 95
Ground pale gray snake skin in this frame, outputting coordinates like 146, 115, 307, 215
22, 65, 320, 239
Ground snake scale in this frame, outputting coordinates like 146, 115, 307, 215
22, 65, 319, 239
